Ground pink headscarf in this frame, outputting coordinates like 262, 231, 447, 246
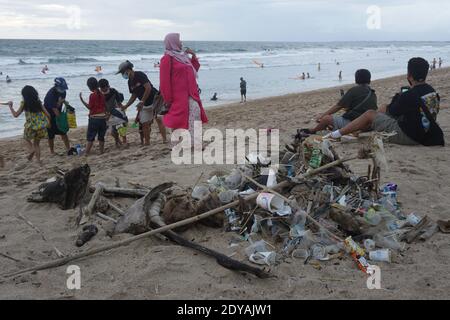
164, 33, 197, 75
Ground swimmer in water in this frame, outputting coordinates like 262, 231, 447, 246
6, 75, 11, 83
211, 93, 218, 101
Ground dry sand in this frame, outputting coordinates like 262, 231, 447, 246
0, 68, 449, 300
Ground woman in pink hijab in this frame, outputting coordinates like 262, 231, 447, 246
160, 33, 208, 146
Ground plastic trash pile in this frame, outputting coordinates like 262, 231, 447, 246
190, 134, 441, 274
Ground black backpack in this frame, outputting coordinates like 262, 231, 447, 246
418, 93, 445, 146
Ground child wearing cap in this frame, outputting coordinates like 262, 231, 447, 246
79, 78, 108, 155
99, 79, 129, 148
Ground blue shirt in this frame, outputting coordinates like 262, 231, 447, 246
44, 87, 66, 117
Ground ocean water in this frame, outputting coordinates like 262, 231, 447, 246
1, 40, 449, 138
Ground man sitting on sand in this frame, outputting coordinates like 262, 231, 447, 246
326, 57, 444, 146
299, 69, 377, 136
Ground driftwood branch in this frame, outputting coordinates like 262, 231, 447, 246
163, 230, 272, 279
94, 186, 149, 198
77, 183, 105, 226
0, 253, 22, 263
149, 199, 271, 279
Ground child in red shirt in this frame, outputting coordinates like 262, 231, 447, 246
80, 77, 107, 155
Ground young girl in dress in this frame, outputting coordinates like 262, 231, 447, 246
8, 86, 50, 165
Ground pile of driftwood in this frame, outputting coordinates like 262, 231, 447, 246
1, 133, 444, 281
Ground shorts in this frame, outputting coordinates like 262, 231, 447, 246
87, 118, 107, 142
139, 107, 155, 124
332, 115, 351, 129
24, 127, 48, 141
47, 116, 66, 140
372, 113, 419, 145
241, 90, 247, 96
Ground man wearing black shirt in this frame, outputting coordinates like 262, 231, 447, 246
117, 61, 167, 146
301, 69, 377, 135
328, 58, 444, 146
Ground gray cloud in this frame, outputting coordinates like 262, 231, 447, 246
0, 0, 448, 41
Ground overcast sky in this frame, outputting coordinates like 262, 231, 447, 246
0, 0, 449, 41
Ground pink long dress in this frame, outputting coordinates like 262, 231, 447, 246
160, 54, 208, 130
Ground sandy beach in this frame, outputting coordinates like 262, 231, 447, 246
0, 68, 449, 300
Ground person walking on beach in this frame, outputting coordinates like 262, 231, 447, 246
432, 58, 437, 70
44, 78, 71, 155
339, 71, 343, 81
7, 86, 50, 165
117, 61, 167, 146
160, 33, 208, 148
240, 77, 247, 103
439, 58, 443, 68
298, 69, 377, 136
79, 77, 108, 155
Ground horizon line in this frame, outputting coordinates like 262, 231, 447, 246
0, 38, 449, 43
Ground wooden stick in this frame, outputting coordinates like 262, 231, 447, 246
0, 159, 358, 280
16, 213, 65, 258
95, 212, 117, 224
0, 253, 22, 263
192, 172, 205, 190
100, 186, 149, 198
105, 199, 125, 216
83, 183, 105, 217
149, 208, 271, 279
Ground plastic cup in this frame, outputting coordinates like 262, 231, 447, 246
311, 244, 328, 260
369, 249, 391, 263
364, 239, 376, 251
292, 249, 310, 260
407, 213, 421, 226
256, 193, 284, 213
192, 185, 210, 200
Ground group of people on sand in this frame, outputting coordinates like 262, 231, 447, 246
1, 33, 209, 167
299, 57, 445, 147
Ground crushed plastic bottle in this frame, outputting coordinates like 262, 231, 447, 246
309, 147, 323, 169
219, 190, 239, 204
364, 208, 382, 226
407, 213, 421, 226
369, 249, 391, 263
374, 233, 404, 251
